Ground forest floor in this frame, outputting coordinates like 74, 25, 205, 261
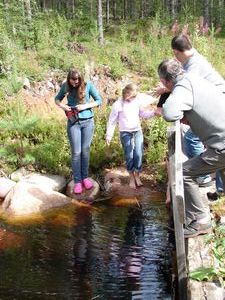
18, 68, 154, 118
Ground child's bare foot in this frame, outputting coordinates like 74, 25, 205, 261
129, 173, 136, 189
134, 173, 143, 187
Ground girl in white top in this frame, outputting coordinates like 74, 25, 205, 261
106, 83, 156, 189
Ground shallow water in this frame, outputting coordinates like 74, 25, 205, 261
0, 194, 172, 300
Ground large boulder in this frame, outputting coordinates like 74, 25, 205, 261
10, 169, 67, 192
2, 182, 71, 216
10, 167, 32, 182
0, 177, 16, 199
20, 173, 67, 192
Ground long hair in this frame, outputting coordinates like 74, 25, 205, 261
122, 83, 138, 100
66, 69, 86, 104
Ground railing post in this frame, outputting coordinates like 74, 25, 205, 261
167, 120, 187, 300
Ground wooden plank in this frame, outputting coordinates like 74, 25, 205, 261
167, 121, 187, 300
187, 237, 224, 300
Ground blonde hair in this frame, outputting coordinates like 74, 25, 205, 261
122, 83, 138, 100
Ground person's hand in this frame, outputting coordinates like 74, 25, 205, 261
75, 104, 89, 111
153, 82, 168, 97
59, 104, 71, 112
180, 117, 189, 125
154, 107, 162, 116
106, 138, 111, 146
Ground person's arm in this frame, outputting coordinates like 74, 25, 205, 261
139, 109, 155, 119
138, 93, 156, 106
106, 102, 119, 145
162, 84, 193, 121
157, 92, 171, 108
55, 83, 71, 112
153, 82, 170, 97
138, 93, 156, 119
76, 81, 102, 111
154, 107, 163, 117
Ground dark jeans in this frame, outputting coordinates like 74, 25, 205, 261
67, 118, 94, 183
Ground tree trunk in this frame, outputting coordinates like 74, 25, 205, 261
203, 0, 210, 25
218, 0, 224, 25
2, 0, 10, 32
57, 0, 61, 11
106, 0, 110, 24
131, 0, 136, 19
24, 0, 32, 21
40, 0, 46, 10
170, 0, 176, 18
66, 0, 75, 19
113, 0, 116, 20
177, 0, 182, 13
210, 0, 213, 22
123, 0, 127, 19
97, 0, 104, 46
129, 0, 134, 18
140, 0, 144, 18
128, 0, 133, 18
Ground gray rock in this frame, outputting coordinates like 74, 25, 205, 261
10, 167, 31, 182
21, 173, 67, 192
23, 77, 30, 90
0, 177, 16, 199
66, 179, 100, 202
2, 182, 71, 216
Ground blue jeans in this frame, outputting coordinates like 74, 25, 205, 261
120, 130, 143, 173
216, 171, 224, 192
67, 118, 94, 183
184, 128, 211, 183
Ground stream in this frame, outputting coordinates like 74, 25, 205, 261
0, 192, 172, 299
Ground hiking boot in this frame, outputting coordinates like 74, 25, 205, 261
73, 183, 83, 194
82, 178, 93, 190
184, 220, 212, 238
207, 191, 219, 201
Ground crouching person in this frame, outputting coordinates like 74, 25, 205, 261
158, 58, 225, 238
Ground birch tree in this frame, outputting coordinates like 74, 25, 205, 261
106, 0, 110, 24
97, 0, 104, 46
24, 0, 32, 21
170, 0, 176, 18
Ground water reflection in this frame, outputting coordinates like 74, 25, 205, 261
0, 195, 172, 299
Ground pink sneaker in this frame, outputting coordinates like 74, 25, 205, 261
82, 178, 93, 190
73, 183, 83, 194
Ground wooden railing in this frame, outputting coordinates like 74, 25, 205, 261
167, 120, 187, 300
